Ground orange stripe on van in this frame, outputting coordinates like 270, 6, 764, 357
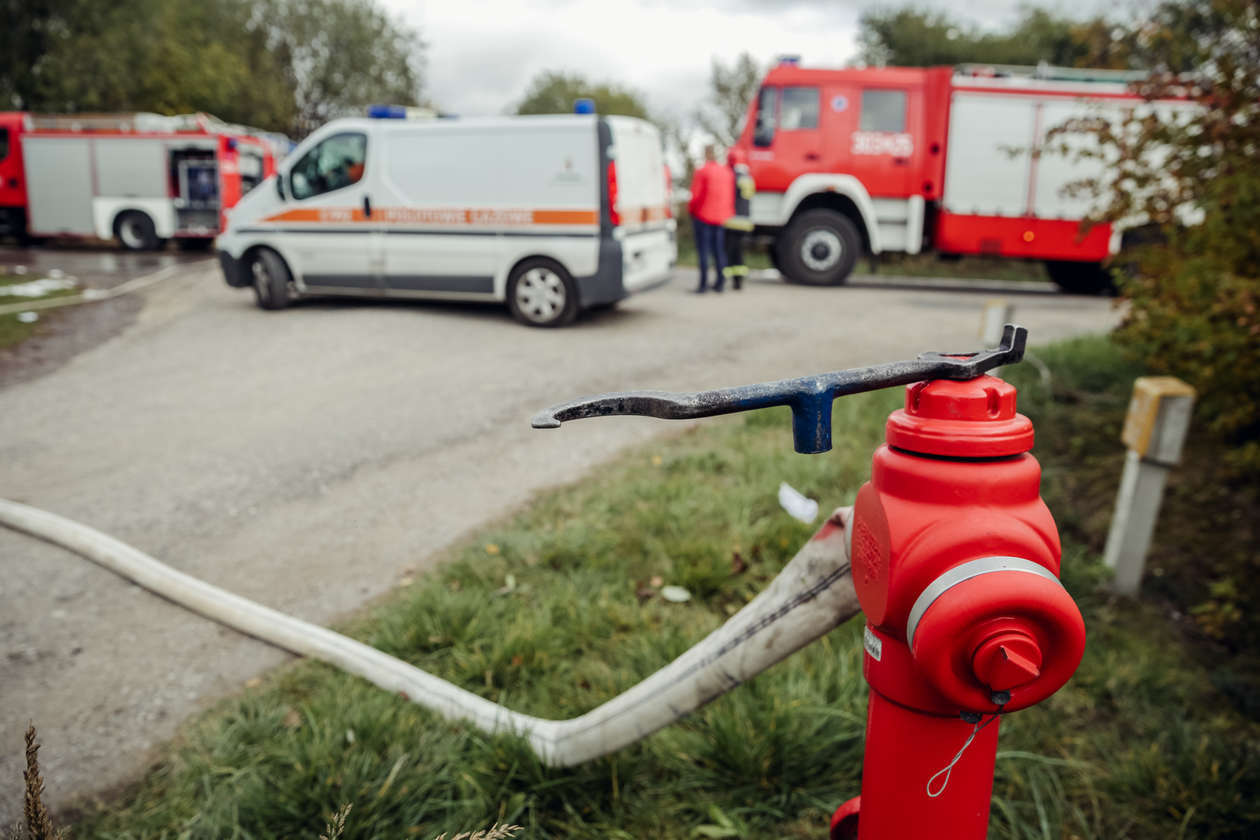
262, 207, 599, 226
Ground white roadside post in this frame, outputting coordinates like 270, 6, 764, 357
1103, 376, 1196, 595
980, 299, 1014, 346
980, 299, 1014, 376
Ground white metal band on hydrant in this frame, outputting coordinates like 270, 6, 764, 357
905, 556, 1062, 650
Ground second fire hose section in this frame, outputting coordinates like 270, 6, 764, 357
0, 498, 858, 767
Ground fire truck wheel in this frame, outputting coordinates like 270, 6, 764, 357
778, 210, 860, 286
507, 258, 578, 327
114, 211, 160, 252
1045, 260, 1115, 295
250, 249, 293, 311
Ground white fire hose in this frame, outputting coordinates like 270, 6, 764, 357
0, 498, 857, 767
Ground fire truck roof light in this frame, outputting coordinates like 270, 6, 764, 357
777, 55, 801, 66
367, 104, 407, 119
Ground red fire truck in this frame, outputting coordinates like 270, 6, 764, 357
733, 61, 1174, 293
0, 112, 281, 250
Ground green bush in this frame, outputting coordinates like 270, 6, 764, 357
1056, 1, 1260, 470
1117, 245, 1260, 472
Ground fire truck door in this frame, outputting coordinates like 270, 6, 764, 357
748, 85, 822, 192
847, 86, 921, 198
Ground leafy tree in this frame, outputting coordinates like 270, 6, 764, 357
273, 0, 425, 137
26, 0, 295, 131
696, 52, 762, 146
0, 0, 425, 138
514, 71, 650, 119
857, 6, 1132, 69
0, 0, 75, 110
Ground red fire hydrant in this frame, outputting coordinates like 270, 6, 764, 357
832, 374, 1086, 839
532, 324, 1082, 836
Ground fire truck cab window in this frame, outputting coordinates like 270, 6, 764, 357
780, 87, 819, 130
0, 128, 8, 162
289, 132, 367, 200
860, 90, 907, 133
753, 87, 777, 147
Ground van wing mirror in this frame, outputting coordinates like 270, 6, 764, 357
275, 173, 286, 200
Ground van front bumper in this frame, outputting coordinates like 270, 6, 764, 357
218, 250, 250, 288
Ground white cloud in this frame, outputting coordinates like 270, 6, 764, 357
383, 0, 1118, 119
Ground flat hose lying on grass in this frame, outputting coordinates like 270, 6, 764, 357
0, 497, 858, 767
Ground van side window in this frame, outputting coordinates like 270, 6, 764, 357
860, 90, 907, 133
753, 87, 777, 147
0, 128, 8, 162
780, 87, 819, 130
289, 132, 367, 200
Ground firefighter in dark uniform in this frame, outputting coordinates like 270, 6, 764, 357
722, 148, 755, 290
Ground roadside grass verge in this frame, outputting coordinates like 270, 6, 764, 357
0, 273, 78, 351
672, 211, 1047, 283
66, 337, 1258, 839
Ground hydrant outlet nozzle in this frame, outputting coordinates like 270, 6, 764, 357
972, 630, 1043, 691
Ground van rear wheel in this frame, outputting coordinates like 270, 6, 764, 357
251, 249, 292, 310
507, 259, 578, 327
777, 209, 861, 286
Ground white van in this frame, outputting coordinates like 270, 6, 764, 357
216, 113, 676, 326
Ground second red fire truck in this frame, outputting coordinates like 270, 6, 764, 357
0, 111, 282, 250
734, 61, 1176, 293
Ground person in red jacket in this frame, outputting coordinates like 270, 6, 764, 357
687, 145, 735, 293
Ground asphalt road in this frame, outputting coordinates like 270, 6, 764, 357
0, 258, 1122, 820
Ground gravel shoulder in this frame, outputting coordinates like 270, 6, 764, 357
0, 264, 1122, 821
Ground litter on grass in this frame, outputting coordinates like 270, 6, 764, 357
778, 481, 819, 524
661, 585, 691, 603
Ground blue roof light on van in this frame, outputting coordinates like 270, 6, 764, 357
573, 98, 596, 114
367, 104, 407, 119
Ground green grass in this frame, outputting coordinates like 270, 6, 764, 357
0, 273, 78, 351
65, 338, 1259, 839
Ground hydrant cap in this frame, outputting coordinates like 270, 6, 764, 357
886, 375, 1034, 457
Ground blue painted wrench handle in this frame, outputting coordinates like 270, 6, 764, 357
531, 324, 1027, 454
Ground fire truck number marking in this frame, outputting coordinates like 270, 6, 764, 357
852, 131, 914, 157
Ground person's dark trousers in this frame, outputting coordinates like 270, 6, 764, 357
693, 219, 727, 292
723, 229, 747, 290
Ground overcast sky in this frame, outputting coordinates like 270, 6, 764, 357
381, 0, 1121, 120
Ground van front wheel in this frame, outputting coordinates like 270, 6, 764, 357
250, 249, 292, 310
507, 259, 578, 327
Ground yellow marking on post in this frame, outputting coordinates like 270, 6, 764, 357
1121, 376, 1197, 457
